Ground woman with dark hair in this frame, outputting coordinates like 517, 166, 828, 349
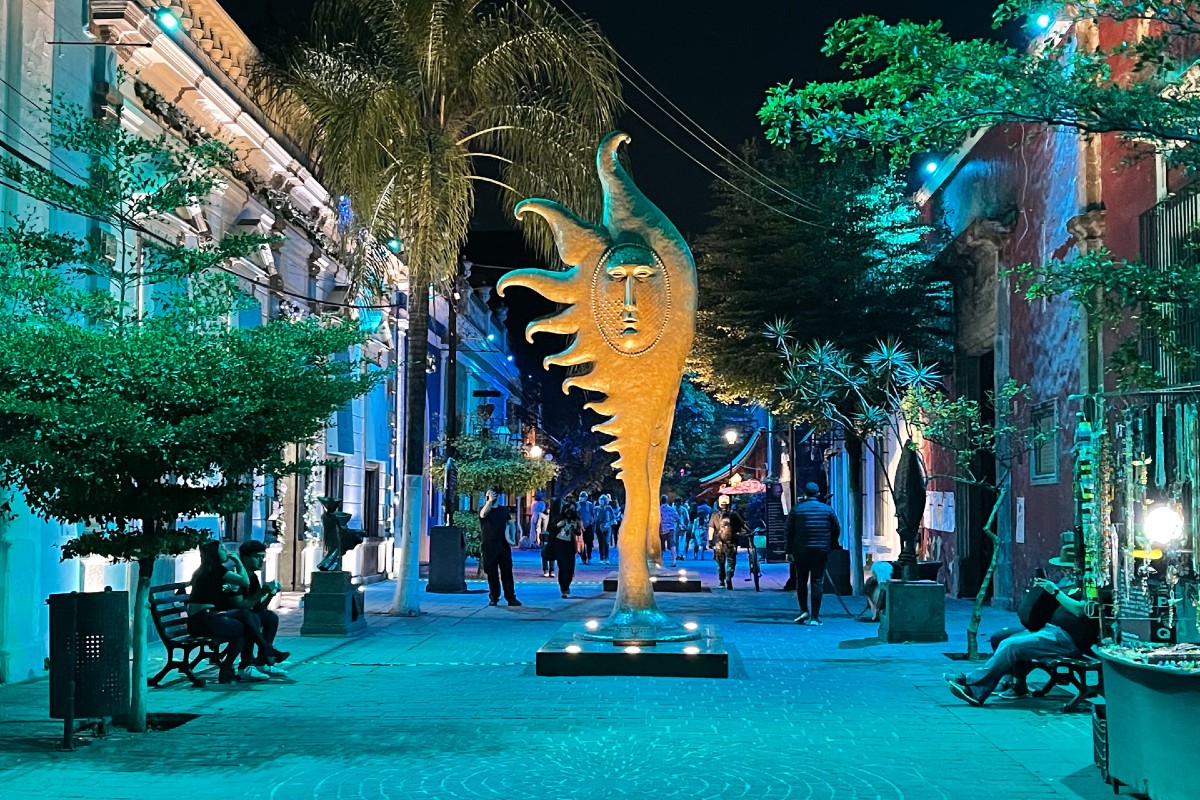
187, 540, 285, 683
553, 497, 581, 598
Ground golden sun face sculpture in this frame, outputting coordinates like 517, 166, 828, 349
497, 132, 697, 634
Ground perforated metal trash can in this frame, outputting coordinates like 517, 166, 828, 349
48, 589, 130, 722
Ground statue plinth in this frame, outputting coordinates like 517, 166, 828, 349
301, 571, 365, 636
879, 579, 947, 643
536, 623, 727, 678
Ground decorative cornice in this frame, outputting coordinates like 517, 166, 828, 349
954, 218, 1013, 258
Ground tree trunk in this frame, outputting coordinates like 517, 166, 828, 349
966, 487, 1006, 660
392, 281, 430, 616
127, 552, 155, 732
844, 437, 865, 594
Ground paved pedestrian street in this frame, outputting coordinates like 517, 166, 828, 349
0, 552, 1111, 800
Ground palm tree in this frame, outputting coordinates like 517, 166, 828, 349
257, 0, 621, 614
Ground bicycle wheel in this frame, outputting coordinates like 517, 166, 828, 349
750, 550, 761, 592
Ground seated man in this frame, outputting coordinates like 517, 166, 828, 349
223, 540, 290, 678
945, 575, 1098, 706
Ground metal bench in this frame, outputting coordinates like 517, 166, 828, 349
147, 582, 227, 687
1030, 655, 1103, 712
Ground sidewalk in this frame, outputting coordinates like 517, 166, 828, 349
0, 549, 1111, 800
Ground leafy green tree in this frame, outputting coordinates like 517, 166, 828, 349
769, 333, 1051, 658
256, 0, 621, 615
0, 95, 380, 731
759, 1, 1200, 170
692, 145, 950, 407
903, 381, 1052, 659
432, 429, 557, 570
758, 1, 1200, 388
767, 334, 941, 584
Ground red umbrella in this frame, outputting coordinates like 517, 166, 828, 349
719, 478, 767, 495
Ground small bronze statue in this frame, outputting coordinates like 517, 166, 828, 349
316, 496, 362, 572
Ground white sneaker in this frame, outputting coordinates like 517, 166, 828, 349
262, 664, 290, 678
238, 665, 270, 682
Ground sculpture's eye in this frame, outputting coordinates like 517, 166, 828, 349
632, 266, 654, 282
608, 265, 629, 281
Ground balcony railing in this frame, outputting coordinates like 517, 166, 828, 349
1139, 184, 1200, 386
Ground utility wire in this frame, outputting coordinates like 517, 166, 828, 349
534, 2, 828, 228
555, 0, 822, 213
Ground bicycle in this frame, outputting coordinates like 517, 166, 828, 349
737, 526, 765, 592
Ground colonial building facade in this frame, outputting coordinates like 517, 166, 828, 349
0, 0, 413, 682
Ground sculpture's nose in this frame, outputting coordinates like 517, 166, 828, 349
622, 278, 638, 333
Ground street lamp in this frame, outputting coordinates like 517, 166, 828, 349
527, 444, 544, 459
723, 429, 738, 445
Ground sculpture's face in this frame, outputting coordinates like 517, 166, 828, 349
594, 243, 669, 355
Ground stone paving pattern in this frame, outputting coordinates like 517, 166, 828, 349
0, 551, 1112, 800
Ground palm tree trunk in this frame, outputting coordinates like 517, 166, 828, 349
127, 549, 155, 732
392, 281, 430, 616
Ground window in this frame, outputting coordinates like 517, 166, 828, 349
1030, 401, 1059, 485
363, 468, 380, 538
324, 461, 345, 501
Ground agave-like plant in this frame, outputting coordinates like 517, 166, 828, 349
253, 0, 621, 614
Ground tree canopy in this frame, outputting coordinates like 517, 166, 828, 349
759, 1, 1200, 171
691, 145, 951, 408
0, 95, 379, 547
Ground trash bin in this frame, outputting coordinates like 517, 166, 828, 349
426, 525, 467, 593
48, 588, 130, 747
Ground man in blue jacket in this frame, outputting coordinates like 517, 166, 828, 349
785, 482, 841, 625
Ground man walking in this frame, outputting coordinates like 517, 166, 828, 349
707, 494, 744, 589
577, 491, 596, 564
785, 482, 841, 625
480, 487, 521, 607
658, 494, 679, 567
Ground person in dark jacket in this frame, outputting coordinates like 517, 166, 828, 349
785, 482, 842, 625
480, 487, 521, 607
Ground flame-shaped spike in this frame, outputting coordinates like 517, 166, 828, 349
526, 308, 583, 341
515, 199, 609, 268
562, 374, 592, 394
597, 131, 695, 279
496, 266, 582, 305
544, 340, 593, 369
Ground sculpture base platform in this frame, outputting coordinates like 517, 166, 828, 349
536, 623, 727, 678
601, 572, 703, 593
879, 580, 947, 643
301, 571, 366, 636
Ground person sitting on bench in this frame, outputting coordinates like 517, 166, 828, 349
945, 544, 1098, 706
221, 540, 289, 678
187, 540, 285, 684
984, 540, 1081, 699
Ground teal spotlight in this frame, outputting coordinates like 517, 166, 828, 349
385, 238, 402, 254
923, 160, 938, 175
156, 8, 180, 31
1035, 13, 1052, 29
486, 333, 496, 341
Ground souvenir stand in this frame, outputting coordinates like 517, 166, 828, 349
1085, 395, 1200, 800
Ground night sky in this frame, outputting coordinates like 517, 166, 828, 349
226, 0, 1002, 236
